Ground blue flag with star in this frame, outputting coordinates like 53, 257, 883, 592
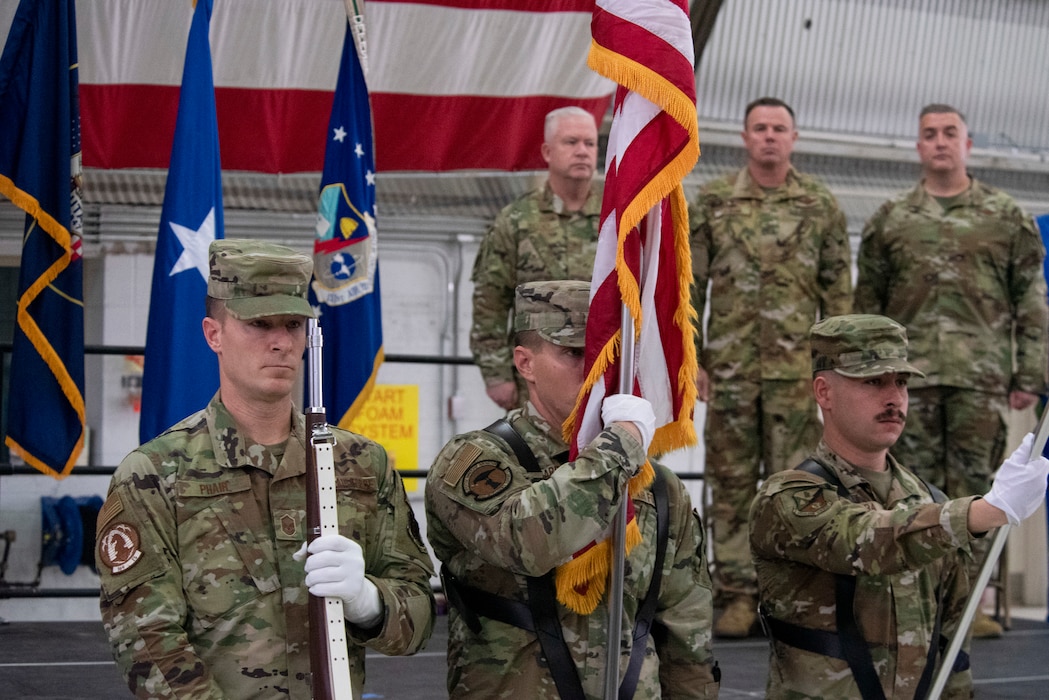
307, 21, 383, 428
0, 0, 85, 478
139, 0, 223, 443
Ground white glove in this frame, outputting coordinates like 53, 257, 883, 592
984, 433, 1049, 526
297, 534, 384, 628
601, 394, 656, 453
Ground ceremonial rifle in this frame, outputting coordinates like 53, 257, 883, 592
305, 318, 355, 699
926, 408, 1049, 699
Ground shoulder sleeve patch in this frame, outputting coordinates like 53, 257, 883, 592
443, 443, 482, 488
463, 460, 511, 501
792, 488, 831, 516
98, 521, 143, 574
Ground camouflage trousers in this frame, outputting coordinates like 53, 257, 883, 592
893, 387, 1007, 499
892, 386, 1008, 577
705, 378, 821, 600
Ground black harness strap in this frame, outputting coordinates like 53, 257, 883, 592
483, 419, 584, 699
485, 418, 543, 473
443, 419, 668, 699
789, 460, 885, 700
441, 568, 534, 634
759, 609, 850, 659
834, 572, 886, 700
527, 572, 587, 700
762, 458, 960, 700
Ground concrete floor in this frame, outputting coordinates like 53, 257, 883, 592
1, 611, 1046, 698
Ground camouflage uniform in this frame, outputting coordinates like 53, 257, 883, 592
431, 280, 718, 698
750, 441, 977, 699
854, 178, 1049, 497
97, 394, 435, 699
470, 182, 603, 401
689, 166, 853, 598
426, 404, 718, 699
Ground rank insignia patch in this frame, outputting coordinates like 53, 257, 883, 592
280, 513, 297, 537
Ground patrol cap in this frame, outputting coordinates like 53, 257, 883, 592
513, 280, 590, 347
810, 314, 925, 378
207, 239, 315, 320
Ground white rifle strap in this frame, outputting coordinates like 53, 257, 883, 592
314, 426, 354, 698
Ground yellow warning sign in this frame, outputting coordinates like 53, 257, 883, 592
349, 385, 420, 491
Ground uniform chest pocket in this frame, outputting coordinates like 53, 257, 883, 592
179, 501, 281, 627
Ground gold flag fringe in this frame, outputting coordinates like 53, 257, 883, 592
555, 460, 655, 615
553, 30, 701, 617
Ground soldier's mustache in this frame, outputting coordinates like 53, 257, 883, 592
875, 408, 906, 423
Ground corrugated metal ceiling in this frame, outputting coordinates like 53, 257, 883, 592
697, 0, 1049, 152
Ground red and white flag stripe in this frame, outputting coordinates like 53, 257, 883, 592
556, 0, 698, 616
77, 0, 344, 172
369, 0, 613, 171
570, 0, 698, 458
0, 0, 614, 173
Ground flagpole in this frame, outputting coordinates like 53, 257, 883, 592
344, 0, 368, 75
927, 408, 1049, 698
603, 304, 636, 699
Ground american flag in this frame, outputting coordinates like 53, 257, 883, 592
59, 0, 613, 173
556, 0, 700, 615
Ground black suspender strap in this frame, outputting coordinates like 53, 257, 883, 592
441, 567, 585, 700
911, 477, 959, 699
618, 466, 669, 699
914, 586, 946, 699
792, 459, 886, 700
485, 418, 543, 473
834, 574, 887, 700
483, 418, 585, 699
526, 573, 588, 700
795, 458, 846, 496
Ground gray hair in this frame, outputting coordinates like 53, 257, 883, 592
544, 106, 597, 143
919, 103, 967, 126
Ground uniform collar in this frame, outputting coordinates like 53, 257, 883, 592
521, 401, 570, 449
814, 439, 928, 506
539, 180, 604, 216
731, 165, 804, 200
908, 174, 978, 212
205, 392, 307, 478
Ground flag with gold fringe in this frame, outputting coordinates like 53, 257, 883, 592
558, 0, 700, 615
306, 11, 383, 429
0, 0, 85, 479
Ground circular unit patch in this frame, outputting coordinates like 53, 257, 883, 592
98, 522, 143, 574
463, 460, 511, 500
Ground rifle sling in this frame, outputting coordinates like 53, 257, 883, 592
442, 419, 667, 698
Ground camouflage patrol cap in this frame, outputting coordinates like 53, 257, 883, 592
207, 239, 316, 320
514, 280, 590, 347
810, 314, 925, 378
